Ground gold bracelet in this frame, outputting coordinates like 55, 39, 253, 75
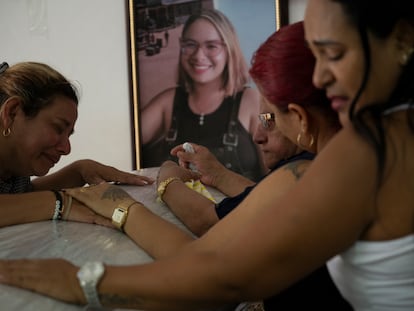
157, 177, 181, 202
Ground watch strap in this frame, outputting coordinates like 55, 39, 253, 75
77, 261, 105, 308
81, 280, 102, 308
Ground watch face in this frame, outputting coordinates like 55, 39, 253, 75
112, 208, 126, 223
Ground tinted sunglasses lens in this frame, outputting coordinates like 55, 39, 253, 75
258, 113, 274, 129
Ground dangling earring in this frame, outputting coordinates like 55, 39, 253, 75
309, 135, 315, 148
400, 48, 414, 66
2, 128, 10, 137
296, 132, 302, 147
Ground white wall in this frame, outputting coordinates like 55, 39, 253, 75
0, 0, 134, 172
289, 0, 307, 23
0, 0, 306, 173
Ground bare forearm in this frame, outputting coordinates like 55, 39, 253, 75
123, 204, 195, 259
32, 161, 85, 190
0, 192, 55, 227
163, 181, 219, 236
99, 250, 242, 310
214, 169, 255, 197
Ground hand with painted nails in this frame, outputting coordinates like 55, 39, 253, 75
68, 159, 154, 187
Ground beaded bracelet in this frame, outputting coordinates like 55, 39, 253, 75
51, 190, 64, 221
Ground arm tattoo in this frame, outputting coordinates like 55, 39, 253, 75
100, 293, 144, 308
101, 185, 130, 201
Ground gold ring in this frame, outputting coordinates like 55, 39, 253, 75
80, 188, 86, 193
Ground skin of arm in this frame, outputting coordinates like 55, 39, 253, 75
63, 183, 195, 259
124, 203, 195, 259
162, 178, 218, 236
156, 160, 219, 235
31, 159, 153, 190
0, 159, 149, 228
140, 88, 175, 145
0, 191, 58, 227
64, 155, 311, 256
157, 159, 256, 235
0, 191, 113, 228
0, 128, 378, 310
159, 155, 311, 235
238, 87, 261, 135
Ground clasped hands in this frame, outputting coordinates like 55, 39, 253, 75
65, 182, 137, 228
67, 159, 201, 228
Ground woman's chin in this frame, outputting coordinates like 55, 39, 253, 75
33, 165, 52, 177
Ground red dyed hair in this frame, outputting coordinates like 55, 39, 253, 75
249, 21, 328, 111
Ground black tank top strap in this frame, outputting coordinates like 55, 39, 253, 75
220, 89, 245, 172
223, 90, 243, 147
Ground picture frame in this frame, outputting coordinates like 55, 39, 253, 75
127, 0, 289, 169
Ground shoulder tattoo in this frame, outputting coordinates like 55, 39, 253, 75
282, 160, 310, 180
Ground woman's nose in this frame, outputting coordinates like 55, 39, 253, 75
312, 60, 333, 90
192, 45, 208, 58
57, 137, 71, 155
253, 124, 267, 145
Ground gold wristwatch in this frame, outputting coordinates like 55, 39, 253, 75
157, 177, 181, 202
112, 201, 135, 231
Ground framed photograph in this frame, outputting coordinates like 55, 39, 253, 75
127, 0, 289, 169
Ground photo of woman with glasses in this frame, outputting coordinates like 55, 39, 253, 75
140, 9, 265, 181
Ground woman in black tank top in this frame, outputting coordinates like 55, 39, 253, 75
140, 9, 265, 181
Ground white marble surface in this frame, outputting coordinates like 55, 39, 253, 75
0, 167, 227, 311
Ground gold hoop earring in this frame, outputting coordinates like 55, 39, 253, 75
2, 128, 11, 137
309, 135, 315, 148
296, 133, 302, 147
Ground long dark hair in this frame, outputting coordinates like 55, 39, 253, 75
334, 0, 414, 184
